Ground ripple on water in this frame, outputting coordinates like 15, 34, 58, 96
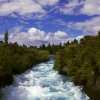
0, 60, 90, 100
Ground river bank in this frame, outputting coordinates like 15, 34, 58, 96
54, 33, 100, 100
0, 43, 50, 88
83, 84, 100, 100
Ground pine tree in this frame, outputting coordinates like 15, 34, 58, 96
41, 44, 46, 50
4, 30, 8, 43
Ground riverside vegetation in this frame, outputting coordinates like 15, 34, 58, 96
0, 31, 50, 88
54, 32, 100, 100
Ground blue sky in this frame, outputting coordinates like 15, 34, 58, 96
0, 0, 100, 46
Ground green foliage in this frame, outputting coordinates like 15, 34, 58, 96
0, 43, 50, 88
54, 32, 100, 86
39, 43, 64, 55
4, 30, 8, 43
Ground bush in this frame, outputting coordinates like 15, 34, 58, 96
0, 43, 50, 88
54, 32, 100, 86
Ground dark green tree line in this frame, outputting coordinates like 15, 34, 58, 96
54, 32, 100, 100
0, 31, 50, 88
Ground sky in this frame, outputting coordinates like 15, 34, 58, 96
0, 0, 100, 46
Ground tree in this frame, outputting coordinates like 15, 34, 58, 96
64, 41, 70, 47
54, 32, 100, 85
98, 31, 100, 36
41, 44, 46, 50
71, 39, 78, 44
47, 43, 51, 51
4, 30, 8, 43
59, 43, 62, 49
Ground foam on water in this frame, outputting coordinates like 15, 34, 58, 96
0, 60, 90, 100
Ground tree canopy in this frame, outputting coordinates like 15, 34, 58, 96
0, 31, 50, 88
4, 30, 8, 43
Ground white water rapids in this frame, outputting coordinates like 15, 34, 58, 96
0, 59, 89, 100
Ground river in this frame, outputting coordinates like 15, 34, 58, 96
0, 59, 89, 100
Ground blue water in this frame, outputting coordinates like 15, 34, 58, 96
0, 60, 89, 100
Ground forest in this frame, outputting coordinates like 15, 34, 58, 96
54, 32, 100, 100
0, 31, 50, 88
39, 43, 64, 55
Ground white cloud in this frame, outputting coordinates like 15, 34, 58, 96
37, 0, 59, 6
27, 28, 45, 40
0, 0, 60, 19
9, 27, 45, 45
44, 31, 68, 45
59, 0, 100, 35
0, 0, 7, 3
60, 0, 100, 16
76, 35, 84, 41
54, 31, 68, 38
60, 0, 83, 15
0, 34, 4, 39
67, 16, 100, 35
0, 0, 45, 18
8, 27, 70, 46
80, 0, 100, 16
0, 26, 83, 46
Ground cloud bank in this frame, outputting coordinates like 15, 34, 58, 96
0, 0, 59, 19
9, 27, 82, 46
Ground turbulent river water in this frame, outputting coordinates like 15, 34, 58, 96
0, 59, 89, 100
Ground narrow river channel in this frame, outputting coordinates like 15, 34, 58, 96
0, 59, 89, 100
